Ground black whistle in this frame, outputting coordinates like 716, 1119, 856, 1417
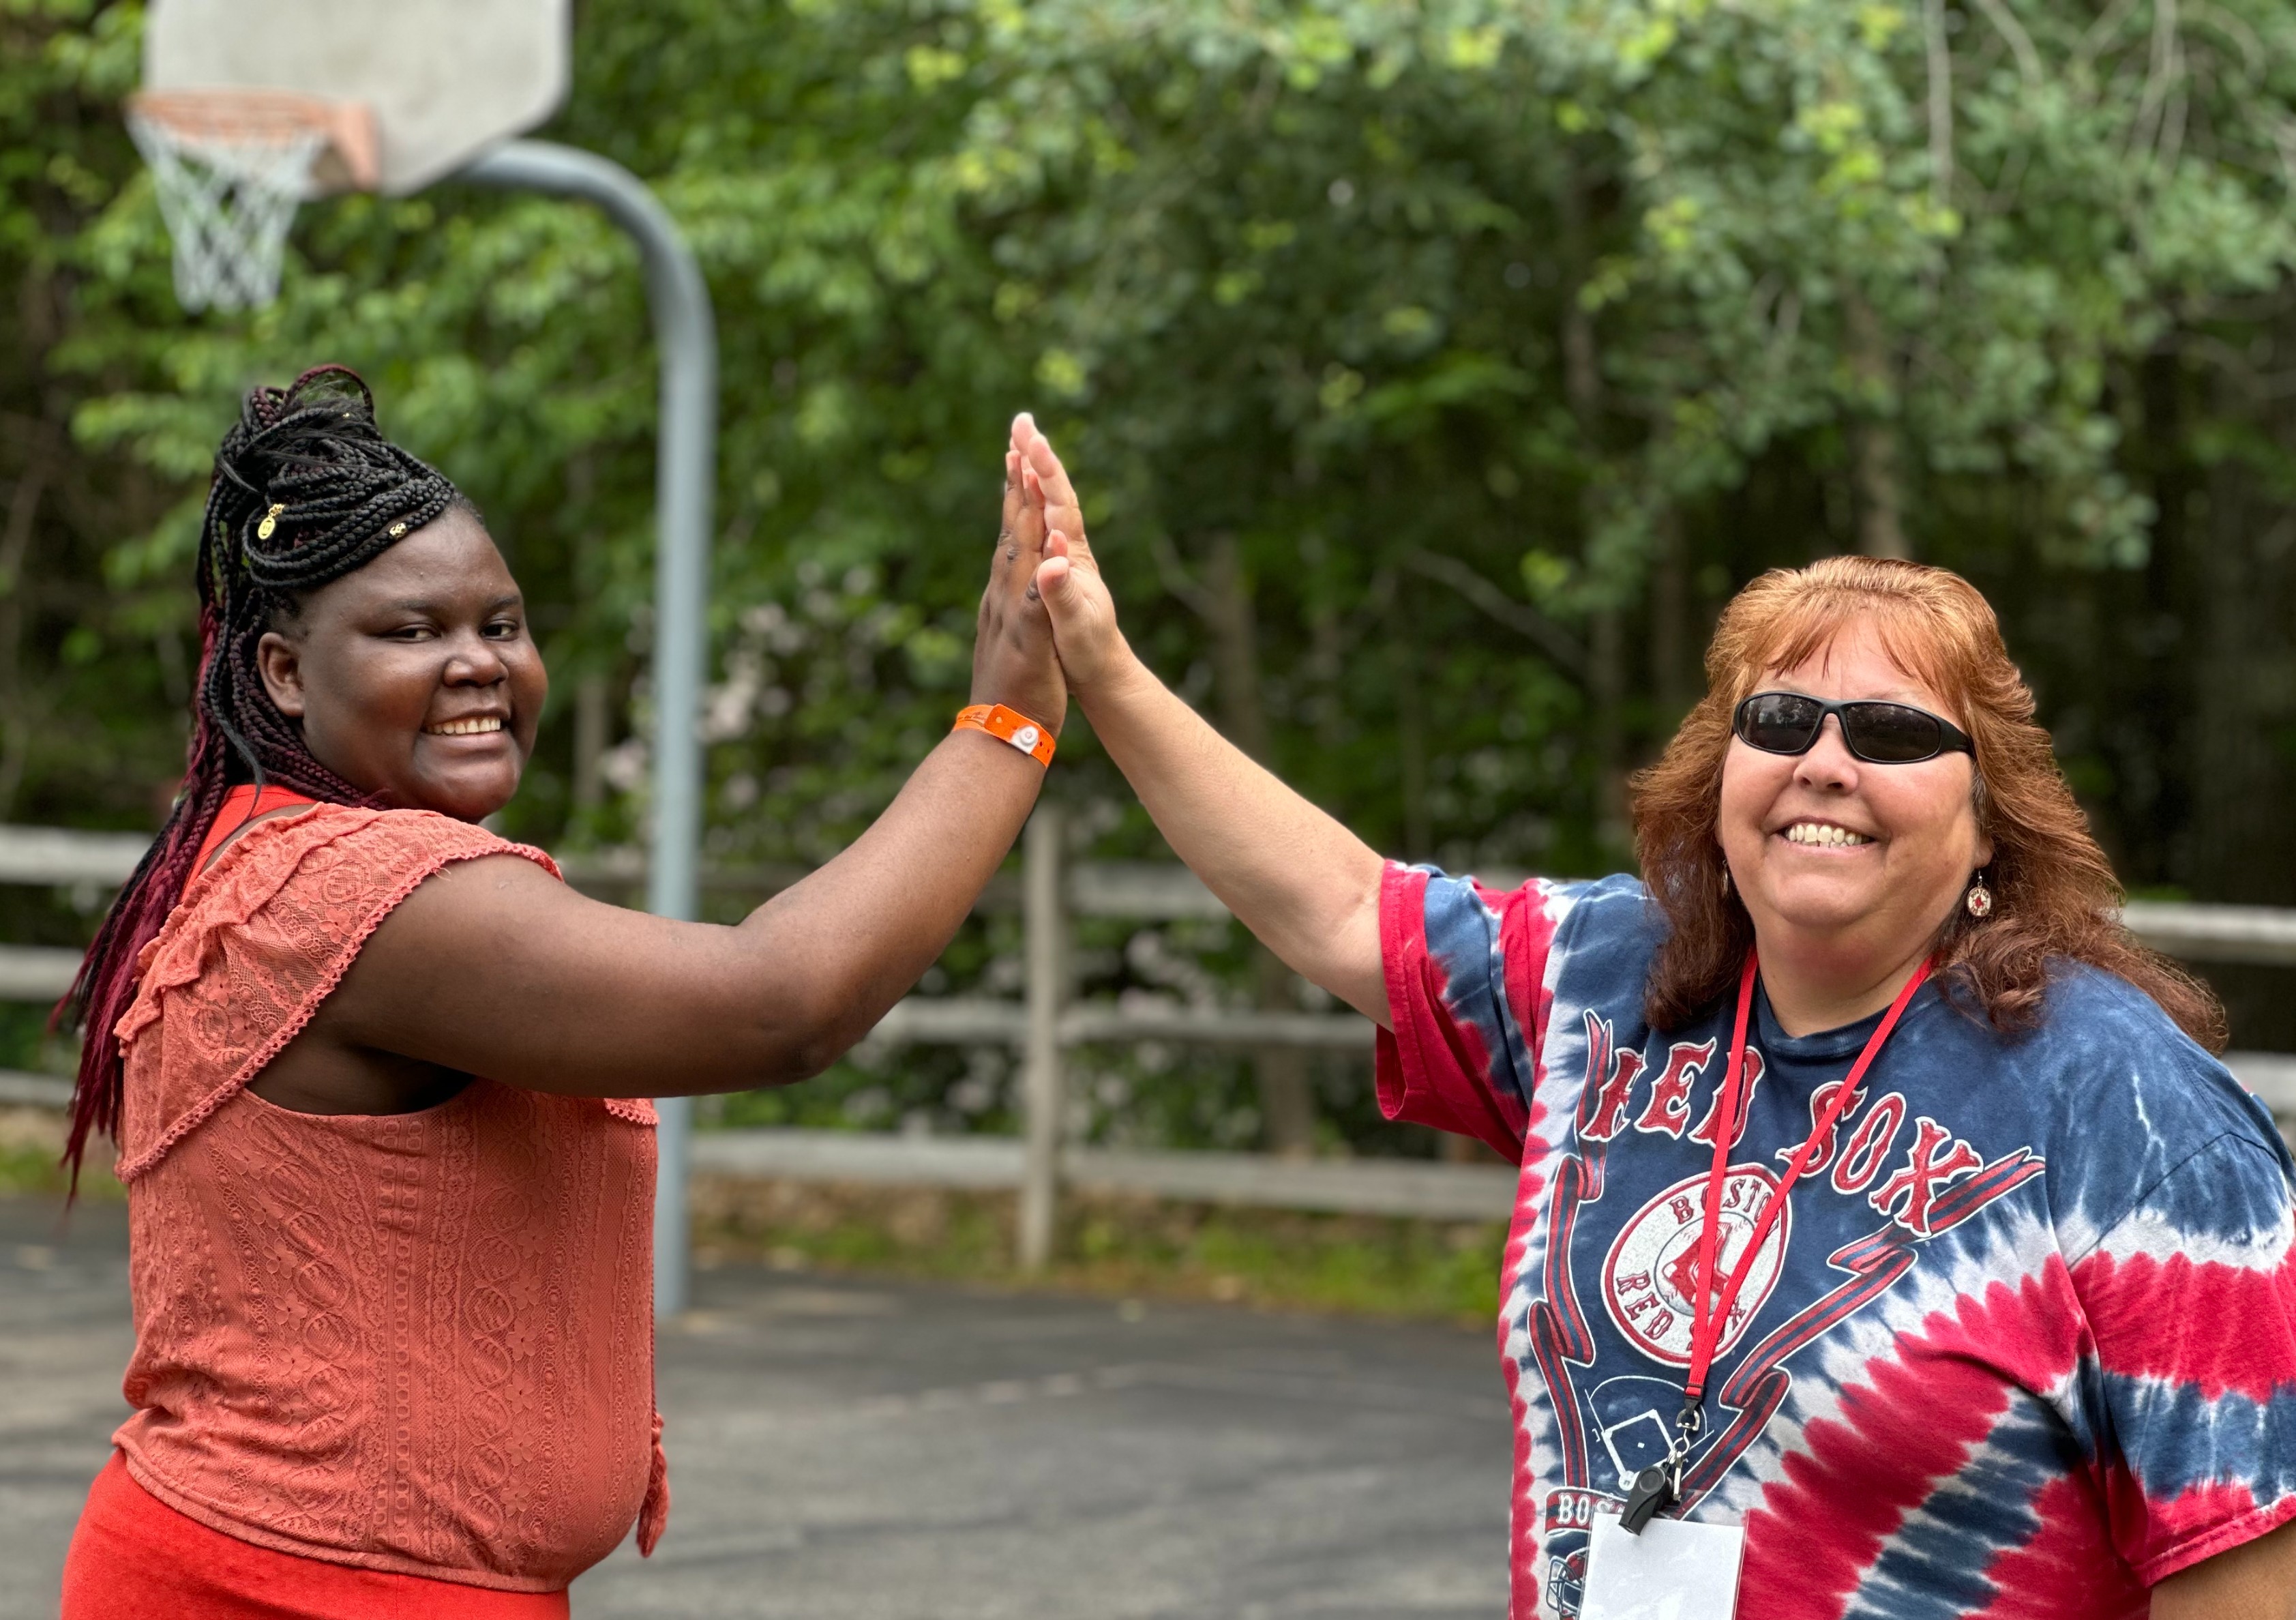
1620, 1464, 1674, 1535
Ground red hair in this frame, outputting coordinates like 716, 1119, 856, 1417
1630, 556, 2225, 1049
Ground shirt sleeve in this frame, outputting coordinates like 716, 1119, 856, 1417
2070, 1132, 2296, 1585
1374, 862, 1566, 1160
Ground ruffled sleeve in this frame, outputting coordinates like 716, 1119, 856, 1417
113, 806, 566, 1179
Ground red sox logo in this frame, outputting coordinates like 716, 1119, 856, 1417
1601, 1166, 1788, 1366
1528, 1009, 2048, 1618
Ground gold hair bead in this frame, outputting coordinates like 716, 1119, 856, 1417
388, 521, 408, 537
256, 503, 286, 540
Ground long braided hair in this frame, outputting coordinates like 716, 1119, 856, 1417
59, 365, 465, 1180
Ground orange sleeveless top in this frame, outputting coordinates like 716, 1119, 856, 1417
108, 804, 668, 1591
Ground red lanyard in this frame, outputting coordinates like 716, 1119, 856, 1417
1680, 949, 1931, 1410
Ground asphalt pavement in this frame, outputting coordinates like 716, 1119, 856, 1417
0, 1194, 1510, 1619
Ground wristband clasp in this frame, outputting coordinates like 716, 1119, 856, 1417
953, 702, 1055, 767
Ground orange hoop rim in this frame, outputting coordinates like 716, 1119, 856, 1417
126, 89, 380, 192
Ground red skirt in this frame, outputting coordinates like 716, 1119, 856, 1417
61, 1453, 573, 1619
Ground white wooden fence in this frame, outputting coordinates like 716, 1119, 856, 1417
7, 817, 2296, 1263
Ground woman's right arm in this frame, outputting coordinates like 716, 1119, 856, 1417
324, 727, 1053, 1097
305, 435, 1071, 1099
1016, 422, 1390, 1027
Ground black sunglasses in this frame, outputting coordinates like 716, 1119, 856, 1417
1732, 691, 1975, 764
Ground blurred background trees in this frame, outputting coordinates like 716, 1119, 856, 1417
8, 0, 2296, 1149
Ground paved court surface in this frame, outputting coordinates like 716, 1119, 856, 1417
0, 1195, 1510, 1619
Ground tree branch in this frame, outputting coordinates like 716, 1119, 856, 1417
2130, 0, 2182, 164
1402, 549, 1585, 674
1924, 0, 1955, 209
1147, 531, 1216, 620
1969, 0, 2042, 84
1843, 292, 1911, 559
2076, 0, 2144, 75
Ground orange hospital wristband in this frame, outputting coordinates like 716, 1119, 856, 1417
953, 703, 1056, 767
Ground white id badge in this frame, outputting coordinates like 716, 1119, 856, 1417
1581, 1514, 1746, 1620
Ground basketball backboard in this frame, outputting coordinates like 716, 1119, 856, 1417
141, 0, 571, 197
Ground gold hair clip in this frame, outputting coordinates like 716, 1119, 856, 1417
256, 503, 286, 540
387, 521, 408, 537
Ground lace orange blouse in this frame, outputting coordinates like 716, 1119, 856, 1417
107, 804, 668, 1591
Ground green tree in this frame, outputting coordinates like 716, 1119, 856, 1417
12, 0, 2296, 1133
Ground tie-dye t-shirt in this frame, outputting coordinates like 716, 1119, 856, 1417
1377, 866, 2296, 1619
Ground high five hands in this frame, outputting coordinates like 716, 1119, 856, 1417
972, 417, 1071, 735
997, 410, 1392, 1027
1007, 413, 1131, 698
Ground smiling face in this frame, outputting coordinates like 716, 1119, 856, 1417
255, 507, 546, 821
1717, 615, 1991, 972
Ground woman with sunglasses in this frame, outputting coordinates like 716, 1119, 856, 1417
1007, 420, 2296, 1619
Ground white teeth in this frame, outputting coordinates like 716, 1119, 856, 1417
426, 717, 504, 737
1784, 821, 1871, 847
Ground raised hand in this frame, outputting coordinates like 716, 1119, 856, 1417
1009, 415, 1129, 695
971, 417, 1067, 733
1000, 410, 1388, 1024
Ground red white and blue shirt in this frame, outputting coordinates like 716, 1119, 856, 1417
1377, 866, 2296, 1619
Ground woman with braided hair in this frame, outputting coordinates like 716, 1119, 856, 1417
56, 367, 1071, 1617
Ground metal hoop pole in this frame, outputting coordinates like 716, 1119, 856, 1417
1018, 804, 1068, 1269
459, 138, 717, 1321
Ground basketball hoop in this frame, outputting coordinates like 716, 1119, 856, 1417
125, 91, 378, 313
130, 0, 567, 311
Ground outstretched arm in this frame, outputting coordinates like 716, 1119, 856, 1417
1015, 419, 1390, 1027
297, 428, 1069, 1099
2149, 1516, 2296, 1618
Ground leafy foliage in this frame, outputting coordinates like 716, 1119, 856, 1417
10, 0, 2296, 1141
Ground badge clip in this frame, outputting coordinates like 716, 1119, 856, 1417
1620, 1402, 1701, 1535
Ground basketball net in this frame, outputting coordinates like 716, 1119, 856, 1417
125, 91, 377, 313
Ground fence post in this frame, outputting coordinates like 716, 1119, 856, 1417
1018, 802, 1067, 1269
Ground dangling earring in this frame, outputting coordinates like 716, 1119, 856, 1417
1720, 866, 1733, 900
1965, 871, 1993, 919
